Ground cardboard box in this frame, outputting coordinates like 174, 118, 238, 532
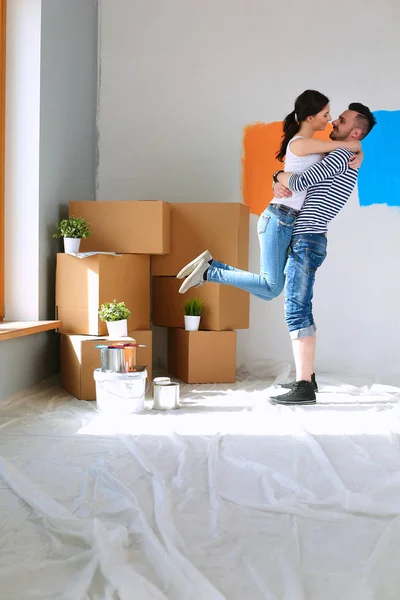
128, 330, 153, 381
56, 253, 150, 335
168, 329, 236, 384
60, 335, 138, 400
69, 200, 170, 255
151, 202, 249, 276
152, 277, 249, 331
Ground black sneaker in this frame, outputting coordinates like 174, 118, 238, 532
269, 381, 316, 405
280, 372, 318, 392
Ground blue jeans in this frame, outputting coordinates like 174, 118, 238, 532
284, 234, 328, 338
207, 204, 298, 300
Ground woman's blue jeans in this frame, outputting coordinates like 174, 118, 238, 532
207, 204, 298, 301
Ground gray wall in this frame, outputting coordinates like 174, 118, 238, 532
39, 0, 98, 319
0, 332, 59, 399
0, 0, 98, 399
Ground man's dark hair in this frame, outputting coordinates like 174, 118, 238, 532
348, 102, 377, 139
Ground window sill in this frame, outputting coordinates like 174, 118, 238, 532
0, 320, 61, 341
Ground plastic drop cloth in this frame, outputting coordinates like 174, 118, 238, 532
0, 365, 400, 599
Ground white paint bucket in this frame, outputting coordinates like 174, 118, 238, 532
93, 368, 147, 415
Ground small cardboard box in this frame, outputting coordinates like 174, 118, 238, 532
168, 329, 236, 384
60, 334, 137, 400
69, 200, 170, 255
151, 202, 249, 276
128, 330, 153, 381
56, 253, 150, 335
152, 277, 249, 331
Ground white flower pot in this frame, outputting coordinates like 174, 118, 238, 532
106, 319, 128, 337
184, 315, 201, 331
64, 237, 81, 254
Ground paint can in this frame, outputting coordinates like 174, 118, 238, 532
99, 347, 126, 373
152, 378, 180, 411
98, 343, 137, 373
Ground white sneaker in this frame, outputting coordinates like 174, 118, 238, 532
176, 250, 212, 279
178, 259, 209, 294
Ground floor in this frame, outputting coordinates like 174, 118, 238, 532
0, 366, 400, 600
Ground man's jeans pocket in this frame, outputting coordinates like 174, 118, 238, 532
305, 247, 327, 272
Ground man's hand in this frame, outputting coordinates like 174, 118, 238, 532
273, 182, 292, 199
349, 150, 364, 169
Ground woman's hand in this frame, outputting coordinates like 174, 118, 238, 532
349, 150, 364, 169
273, 182, 292, 199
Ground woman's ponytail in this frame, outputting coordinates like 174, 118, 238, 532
275, 110, 299, 162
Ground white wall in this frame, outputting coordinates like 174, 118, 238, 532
5, 0, 42, 320
97, 0, 400, 383
0, 0, 98, 398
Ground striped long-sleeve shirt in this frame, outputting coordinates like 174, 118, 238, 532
288, 147, 358, 235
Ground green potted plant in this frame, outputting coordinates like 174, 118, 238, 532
184, 298, 204, 331
98, 299, 132, 337
53, 215, 91, 254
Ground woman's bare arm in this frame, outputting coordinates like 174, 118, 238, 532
290, 137, 361, 157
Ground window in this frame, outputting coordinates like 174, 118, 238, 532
0, 0, 6, 318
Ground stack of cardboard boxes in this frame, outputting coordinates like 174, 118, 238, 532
57, 201, 170, 400
152, 203, 250, 383
57, 200, 250, 396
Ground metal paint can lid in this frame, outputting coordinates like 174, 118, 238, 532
153, 377, 171, 385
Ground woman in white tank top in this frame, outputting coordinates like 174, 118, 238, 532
177, 90, 362, 304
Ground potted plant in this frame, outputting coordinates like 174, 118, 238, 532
98, 299, 132, 337
53, 215, 91, 254
184, 298, 204, 331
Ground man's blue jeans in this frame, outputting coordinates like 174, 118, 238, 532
207, 204, 298, 300
284, 234, 328, 339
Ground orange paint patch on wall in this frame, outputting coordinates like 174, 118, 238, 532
242, 122, 332, 216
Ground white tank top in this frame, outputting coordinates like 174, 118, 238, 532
271, 135, 323, 211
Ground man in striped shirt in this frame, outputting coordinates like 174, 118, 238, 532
270, 103, 377, 405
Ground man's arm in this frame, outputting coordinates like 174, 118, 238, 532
277, 148, 352, 192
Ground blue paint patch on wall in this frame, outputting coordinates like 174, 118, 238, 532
358, 110, 400, 207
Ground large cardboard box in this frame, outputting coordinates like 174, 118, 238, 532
56, 253, 150, 335
168, 329, 236, 384
69, 200, 170, 255
151, 203, 249, 276
128, 330, 153, 381
152, 277, 249, 331
60, 335, 138, 400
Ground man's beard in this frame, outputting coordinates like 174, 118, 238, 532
330, 128, 348, 141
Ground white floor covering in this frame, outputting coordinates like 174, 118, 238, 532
1, 366, 400, 600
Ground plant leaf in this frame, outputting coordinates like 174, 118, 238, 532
184, 297, 204, 316
98, 299, 132, 322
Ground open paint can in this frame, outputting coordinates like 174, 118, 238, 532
152, 378, 180, 410
97, 342, 145, 373
99, 347, 126, 373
